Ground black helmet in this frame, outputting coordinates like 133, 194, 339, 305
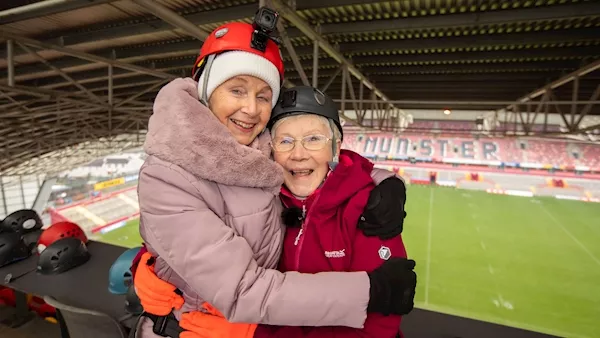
0, 232, 32, 268
124, 285, 143, 315
267, 86, 343, 140
1, 209, 43, 234
37, 237, 90, 275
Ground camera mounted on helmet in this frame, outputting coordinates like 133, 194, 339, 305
189, 10, 285, 106
251, 7, 282, 52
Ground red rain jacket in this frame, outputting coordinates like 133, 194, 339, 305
254, 150, 406, 338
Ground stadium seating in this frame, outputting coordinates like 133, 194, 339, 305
48, 188, 139, 233
47, 125, 599, 232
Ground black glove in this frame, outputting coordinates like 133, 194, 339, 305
367, 257, 416, 316
358, 176, 407, 240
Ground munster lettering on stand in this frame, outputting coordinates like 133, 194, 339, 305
349, 133, 500, 162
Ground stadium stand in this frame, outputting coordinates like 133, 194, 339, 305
344, 120, 564, 135
46, 187, 139, 234
35, 121, 599, 239
343, 132, 600, 170
43, 129, 600, 239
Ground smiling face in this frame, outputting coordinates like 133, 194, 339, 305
272, 114, 341, 198
208, 75, 273, 145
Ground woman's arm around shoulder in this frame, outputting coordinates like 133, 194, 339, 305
251, 234, 408, 338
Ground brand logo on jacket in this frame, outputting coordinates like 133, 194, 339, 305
378, 246, 391, 260
324, 249, 346, 258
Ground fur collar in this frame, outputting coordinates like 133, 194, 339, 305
143, 78, 283, 193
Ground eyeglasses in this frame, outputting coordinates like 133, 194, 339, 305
272, 134, 331, 152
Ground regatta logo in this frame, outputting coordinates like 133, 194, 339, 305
324, 249, 346, 258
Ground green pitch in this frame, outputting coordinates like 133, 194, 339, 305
96, 219, 144, 248
97, 186, 600, 337
404, 185, 600, 338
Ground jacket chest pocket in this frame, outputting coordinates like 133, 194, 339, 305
299, 225, 351, 273
308, 213, 353, 272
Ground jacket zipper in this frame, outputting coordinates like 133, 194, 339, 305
293, 204, 306, 246
294, 189, 322, 270
294, 203, 306, 270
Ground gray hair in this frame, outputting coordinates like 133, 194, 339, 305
271, 114, 342, 140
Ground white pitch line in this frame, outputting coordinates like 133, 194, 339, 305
539, 202, 600, 267
488, 265, 495, 275
480, 241, 486, 251
425, 188, 434, 305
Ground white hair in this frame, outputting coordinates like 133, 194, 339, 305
271, 114, 342, 140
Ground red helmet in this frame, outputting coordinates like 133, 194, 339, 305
191, 22, 284, 82
36, 221, 87, 254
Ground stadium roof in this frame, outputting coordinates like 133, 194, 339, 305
1, 0, 599, 175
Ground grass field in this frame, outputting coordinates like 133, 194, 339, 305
96, 219, 143, 248
97, 185, 600, 338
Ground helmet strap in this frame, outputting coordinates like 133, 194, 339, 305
327, 119, 339, 171
200, 54, 216, 106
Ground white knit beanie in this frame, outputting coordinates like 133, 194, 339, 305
197, 51, 281, 108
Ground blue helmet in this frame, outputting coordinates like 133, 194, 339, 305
108, 246, 142, 295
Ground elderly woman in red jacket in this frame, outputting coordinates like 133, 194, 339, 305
132, 86, 415, 338
252, 85, 414, 338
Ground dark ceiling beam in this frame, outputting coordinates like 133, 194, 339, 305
336, 88, 529, 95
12, 45, 598, 88
334, 27, 600, 54
0, 0, 118, 24
4, 0, 595, 56
96, 72, 568, 89
327, 94, 600, 109
285, 70, 566, 82
30, 58, 569, 90
295, 0, 384, 9
287, 2, 600, 38
344, 46, 600, 65
1, 4, 256, 53
0, 1, 366, 62
364, 73, 582, 82
19, 58, 189, 89
326, 82, 543, 91
79, 82, 599, 104
56, 76, 564, 100
354, 89, 598, 98
0, 40, 201, 82
0, 29, 177, 82
4, 27, 597, 83
282, 50, 599, 71
60, 77, 169, 94
328, 91, 531, 101
506, 58, 600, 114
130, 0, 210, 41
359, 61, 578, 73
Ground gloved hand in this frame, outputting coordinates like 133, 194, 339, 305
133, 252, 184, 316
358, 176, 407, 240
367, 257, 417, 316
179, 302, 257, 338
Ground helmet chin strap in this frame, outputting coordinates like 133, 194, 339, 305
199, 54, 216, 106
327, 119, 339, 171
